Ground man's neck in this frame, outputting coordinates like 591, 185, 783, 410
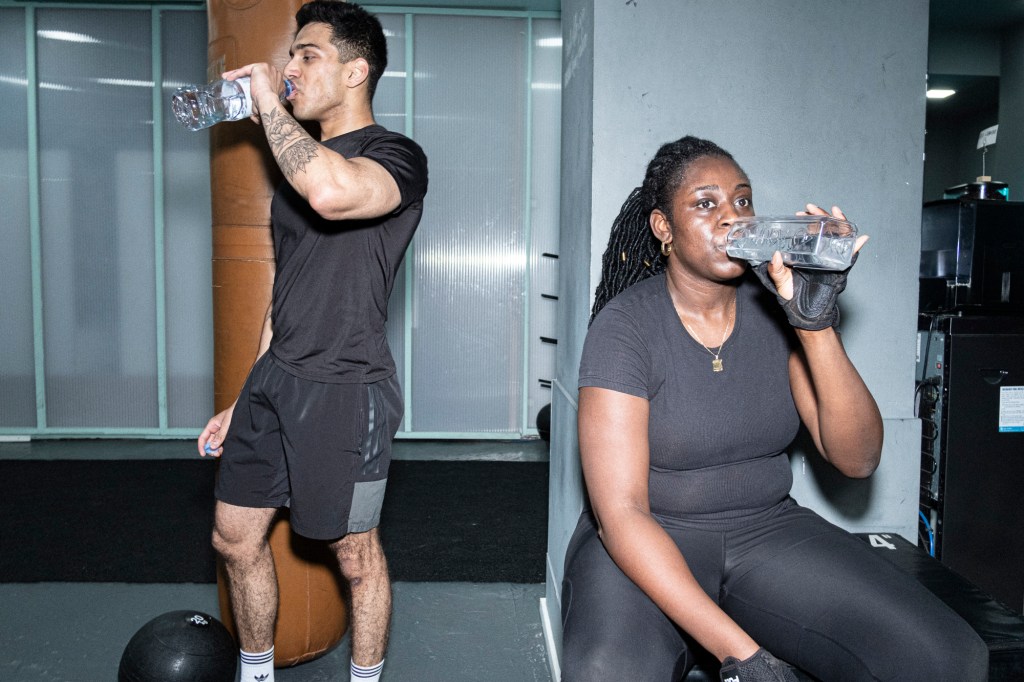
319, 102, 376, 140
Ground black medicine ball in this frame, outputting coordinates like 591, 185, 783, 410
118, 610, 237, 682
537, 403, 551, 442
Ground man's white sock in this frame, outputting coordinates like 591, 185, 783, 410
240, 646, 274, 682
351, 658, 384, 681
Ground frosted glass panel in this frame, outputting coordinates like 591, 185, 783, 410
375, 14, 407, 135
377, 13, 408, 408
162, 10, 213, 429
38, 10, 158, 427
411, 16, 527, 432
527, 18, 562, 429
0, 7, 560, 438
0, 8, 35, 427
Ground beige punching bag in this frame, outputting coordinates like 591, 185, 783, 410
207, 0, 349, 667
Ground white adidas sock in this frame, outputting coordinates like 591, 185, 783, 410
351, 658, 384, 681
240, 646, 274, 682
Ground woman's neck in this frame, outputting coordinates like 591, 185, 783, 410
664, 267, 738, 323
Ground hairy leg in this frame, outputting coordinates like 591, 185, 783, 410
212, 501, 279, 651
332, 528, 391, 666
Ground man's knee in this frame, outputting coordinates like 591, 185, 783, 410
211, 524, 263, 565
211, 503, 273, 565
332, 528, 387, 581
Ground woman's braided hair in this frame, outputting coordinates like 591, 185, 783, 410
590, 135, 738, 323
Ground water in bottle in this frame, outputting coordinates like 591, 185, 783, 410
725, 215, 858, 271
171, 77, 294, 131
171, 77, 252, 131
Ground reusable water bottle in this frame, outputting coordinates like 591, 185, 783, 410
171, 76, 294, 131
725, 215, 858, 271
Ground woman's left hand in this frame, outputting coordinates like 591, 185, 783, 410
761, 204, 868, 300
755, 203, 869, 331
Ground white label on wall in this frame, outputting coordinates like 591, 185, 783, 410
978, 124, 998, 149
999, 386, 1024, 432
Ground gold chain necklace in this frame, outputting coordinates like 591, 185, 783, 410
680, 301, 735, 373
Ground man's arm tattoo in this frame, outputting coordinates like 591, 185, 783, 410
262, 109, 320, 179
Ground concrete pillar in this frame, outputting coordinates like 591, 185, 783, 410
542, 1, 930, 675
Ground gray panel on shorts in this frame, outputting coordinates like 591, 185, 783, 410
348, 478, 388, 533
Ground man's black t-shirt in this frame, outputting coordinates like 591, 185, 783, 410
268, 124, 428, 384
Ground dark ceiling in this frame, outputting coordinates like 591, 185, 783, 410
927, 0, 1024, 125
929, 0, 1024, 31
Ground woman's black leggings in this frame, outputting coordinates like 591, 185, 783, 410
560, 500, 988, 681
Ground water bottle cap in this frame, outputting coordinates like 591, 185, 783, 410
283, 79, 295, 98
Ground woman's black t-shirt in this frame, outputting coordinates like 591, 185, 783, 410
578, 273, 801, 521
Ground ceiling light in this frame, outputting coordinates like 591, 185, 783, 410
38, 30, 100, 44
926, 89, 956, 99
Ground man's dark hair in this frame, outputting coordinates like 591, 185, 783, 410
296, 1, 388, 99
590, 136, 741, 322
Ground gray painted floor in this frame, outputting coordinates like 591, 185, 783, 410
1, 439, 553, 681
0, 582, 551, 681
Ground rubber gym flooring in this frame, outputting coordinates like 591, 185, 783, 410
0, 439, 553, 682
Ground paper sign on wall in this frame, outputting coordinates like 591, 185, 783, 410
999, 386, 1024, 433
978, 124, 998, 149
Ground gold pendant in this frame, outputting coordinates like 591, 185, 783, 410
712, 358, 724, 372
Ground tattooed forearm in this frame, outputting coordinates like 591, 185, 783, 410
261, 109, 321, 179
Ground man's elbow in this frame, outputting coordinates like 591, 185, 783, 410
306, 185, 349, 220
308, 186, 398, 221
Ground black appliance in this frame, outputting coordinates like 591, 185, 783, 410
917, 315, 1024, 613
919, 199, 1024, 314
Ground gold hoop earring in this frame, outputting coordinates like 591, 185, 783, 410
660, 241, 673, 257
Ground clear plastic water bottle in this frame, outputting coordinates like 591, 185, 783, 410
725, 215, 858, 271
171, 76, 294, 131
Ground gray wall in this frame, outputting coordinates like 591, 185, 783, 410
543, 1, 929, 675
998, 22, 1024, 194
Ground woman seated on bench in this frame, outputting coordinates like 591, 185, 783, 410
560, 135, 988, 682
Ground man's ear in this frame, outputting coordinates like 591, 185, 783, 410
346, 58, 370, 88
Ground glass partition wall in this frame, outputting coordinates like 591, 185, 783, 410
0, 3, 561, 439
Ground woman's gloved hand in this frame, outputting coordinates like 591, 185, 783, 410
752, 203, 867, 331
753, 253, 856, 331
719, 647, 798, 682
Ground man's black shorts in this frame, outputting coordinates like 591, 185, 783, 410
215, 353, 403, 540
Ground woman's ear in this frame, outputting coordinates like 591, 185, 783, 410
649, 209, 672, 247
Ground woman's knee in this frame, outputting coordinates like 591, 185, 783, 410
869, 614, 989, 682
561, 639, 638, 681
918, 622, 988, 682
562, 628, 689, 682
561, 577, 690, 682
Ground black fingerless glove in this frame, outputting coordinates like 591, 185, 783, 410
719, 648, 798, 682
753, 253, 857, 331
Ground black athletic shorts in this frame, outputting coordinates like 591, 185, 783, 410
215, 353, 403, 540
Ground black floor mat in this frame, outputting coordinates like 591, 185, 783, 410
0, 459, 547, 583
